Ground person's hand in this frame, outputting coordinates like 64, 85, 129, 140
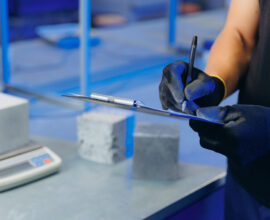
190, 105, 270, 165
159, 61, 226, 114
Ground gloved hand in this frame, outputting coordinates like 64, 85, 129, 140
159, 60, 226, 114
190, 105, 270, 165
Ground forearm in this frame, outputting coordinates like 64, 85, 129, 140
205, 29, 254, 96
204, 0, 259, 97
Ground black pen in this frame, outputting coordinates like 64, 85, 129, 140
182, 35, 198, 112
186, 35, 197, 85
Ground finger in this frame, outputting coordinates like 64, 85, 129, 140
160, 77, 184, 110
196, 106, 227, 123
159, 82, 182, 111
189, 119, 205, 132
166, 83, 185, 105
200, 135, 221, 151
184, 75, 215, 101
189, 119, 224, 137
199, 136, 229, 156
163, 60, 189, 84
159, 83, 169, 110
167, 101, 184, 112
163, 62, 186, 91
222, 105, 243, 125
182, 100, 200, 115
196, 106, 243, 127
166, 90, 183, 111
163, 62, 187, 99
162, 103, 168, 110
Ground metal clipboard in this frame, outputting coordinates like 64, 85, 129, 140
63, 93, 224, 125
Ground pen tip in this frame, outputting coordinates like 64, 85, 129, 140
192, 36, 198, 45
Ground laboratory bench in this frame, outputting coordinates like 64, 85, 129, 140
0, 137, 226, 220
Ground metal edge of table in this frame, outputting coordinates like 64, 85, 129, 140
145, 172, 226, 220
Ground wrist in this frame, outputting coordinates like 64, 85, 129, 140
211, 75, 227, 100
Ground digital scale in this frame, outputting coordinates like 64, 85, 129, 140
0, 145, 62, 192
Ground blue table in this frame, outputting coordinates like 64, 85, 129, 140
0, 137, 226, 220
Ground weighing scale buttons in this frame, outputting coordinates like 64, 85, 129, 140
31, 154, 53, 167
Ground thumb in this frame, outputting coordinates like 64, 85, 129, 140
184, 76, 215, 101
196, 106, 227, 122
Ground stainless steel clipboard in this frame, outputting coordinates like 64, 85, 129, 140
63, 93, 224, 125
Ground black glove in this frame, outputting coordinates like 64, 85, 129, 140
159, 61, 226, 114
190, 105, 270, 164
190, 105, 270, 207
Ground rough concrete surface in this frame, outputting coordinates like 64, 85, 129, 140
133, 122, 180, 180
77, 111, 127, 164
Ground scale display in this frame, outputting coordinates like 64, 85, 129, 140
0, 146, 62, 192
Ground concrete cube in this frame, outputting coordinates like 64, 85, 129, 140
93, 107, 135, 158
77, 111, 127, 164
133, 123, 180, 180
0, 93, 29, 154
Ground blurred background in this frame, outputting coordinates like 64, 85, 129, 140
8, 0, 226, 41
1, 0, 235, 167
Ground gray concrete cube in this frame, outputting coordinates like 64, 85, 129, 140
77, 111, 127, 164
133, 123, 179, 180
0, 93, 29, 154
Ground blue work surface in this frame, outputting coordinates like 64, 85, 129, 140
0, 137, 225, 220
